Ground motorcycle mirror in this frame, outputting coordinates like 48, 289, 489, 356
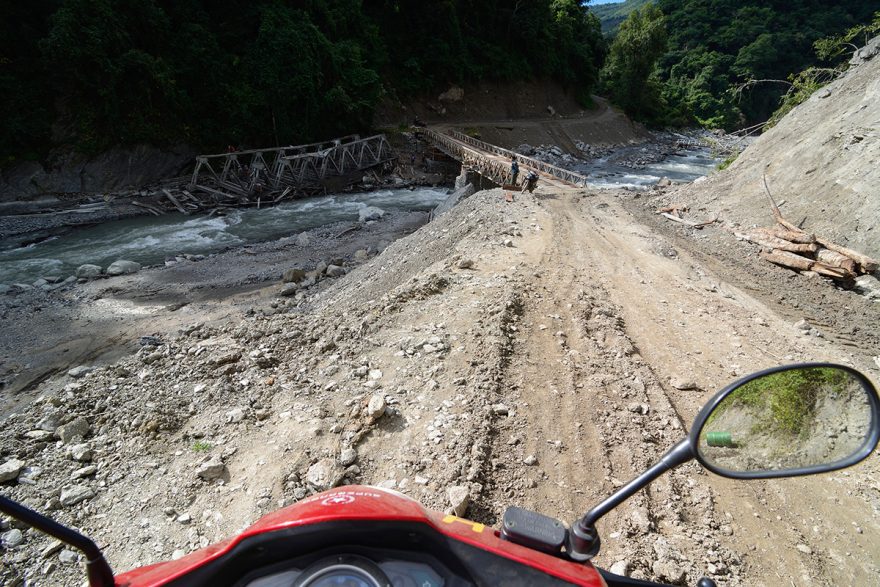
567, 363, 879, 562
690, 363, 880, 479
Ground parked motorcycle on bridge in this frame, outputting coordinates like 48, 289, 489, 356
2, 363, 878, 586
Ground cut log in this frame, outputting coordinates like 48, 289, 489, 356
767, 226, 816, 244
814, 238, 878, 273
736, 231, 819, 253
815, 248, 858, 273
761, 249, 814, 272
810, 264, 854, 279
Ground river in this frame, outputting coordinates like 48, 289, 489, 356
0, 187, 449, 285
0, 146, 721, 285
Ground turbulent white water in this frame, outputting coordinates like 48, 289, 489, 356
0, 187, 449, 284
581, 148, 720, 190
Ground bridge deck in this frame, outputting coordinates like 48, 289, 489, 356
415, 128, 587, 189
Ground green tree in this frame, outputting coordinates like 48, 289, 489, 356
0, 0, 57, 161
655, 0, 878, 128
601, 3, 667, 120
41, 0, 183, 150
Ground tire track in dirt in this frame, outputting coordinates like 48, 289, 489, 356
479, 190, 742, 584
565, 193, 880, 586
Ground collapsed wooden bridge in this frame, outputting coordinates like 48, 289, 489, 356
143, 134, 396, 215
193, 133, 393, 196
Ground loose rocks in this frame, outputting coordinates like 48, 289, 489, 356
367, 394, 387, 419
67, 365, 93, 379
195, 457, 227, 482
339, 448, 358, 467
0, 459, 25, 483
326, 265, 346, 278
56, 418, 90, 443
106, 260, 141, 276
283, 268, 306, 283
75, 264, 103, 279
447, 485, 470, 517
59, 485, 95, 506
1, 529, 24, 548
306, 459, 344, 491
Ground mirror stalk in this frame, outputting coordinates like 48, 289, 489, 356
567, 439, 695, 561
0, 494, 114, 586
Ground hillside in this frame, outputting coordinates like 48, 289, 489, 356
589, 0, 650, 34
663, 38, 880, 260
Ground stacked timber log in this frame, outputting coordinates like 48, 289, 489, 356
736, 175, 879, 282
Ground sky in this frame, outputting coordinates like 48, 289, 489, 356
590, 0, 624, 4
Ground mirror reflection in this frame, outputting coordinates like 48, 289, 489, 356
698, 367, 873, 474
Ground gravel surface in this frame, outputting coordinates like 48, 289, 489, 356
2, 184, 878, 586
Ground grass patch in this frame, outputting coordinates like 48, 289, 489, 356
717, 153, 738, 170
192, 440, 212, 452
708, 367, 850, 438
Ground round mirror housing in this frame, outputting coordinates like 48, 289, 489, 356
690, 363, 880, 479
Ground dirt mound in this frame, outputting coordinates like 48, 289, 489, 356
669, 41, 880, 260
376, 80, 650, 152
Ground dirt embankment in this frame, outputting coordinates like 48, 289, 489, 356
665, 46, 880, 260
3, 51, 880, 587
377, 79, 650, 153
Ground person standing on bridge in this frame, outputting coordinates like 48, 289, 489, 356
522, 170, 538, 193
510, 157, 519, 186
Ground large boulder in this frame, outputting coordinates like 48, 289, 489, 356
75, 264, 103, 279
106, 260, 141, 276
282, 268, 306, 283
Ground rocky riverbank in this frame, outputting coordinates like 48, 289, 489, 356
0, 207, 434, 403
517, 129, 747, 173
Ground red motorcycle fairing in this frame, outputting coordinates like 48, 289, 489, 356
114, 486, 606, 586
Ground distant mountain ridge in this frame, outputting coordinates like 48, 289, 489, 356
590, 0, 651, 34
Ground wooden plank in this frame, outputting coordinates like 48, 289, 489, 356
273, 187, 292, 203
162, 189, 190, 215
192, 184, 241, 200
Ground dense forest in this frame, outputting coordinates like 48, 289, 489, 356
0, 0, 604, 162
1, 1, 878, 165
653, 0, 878, 128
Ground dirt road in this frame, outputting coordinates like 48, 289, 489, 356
1, 185, 877, 586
